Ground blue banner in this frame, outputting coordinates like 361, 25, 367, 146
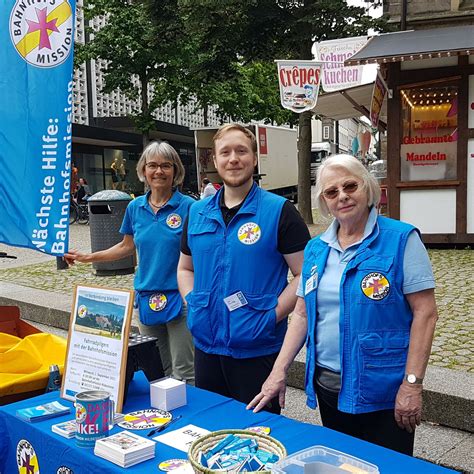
0, 0, 75, 255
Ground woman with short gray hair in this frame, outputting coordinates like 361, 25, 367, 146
136, 141, 185, 188
249, 154, 438, 456
65, 141, 195, 384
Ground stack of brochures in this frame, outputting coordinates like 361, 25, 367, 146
51, 420, 77, 439
94, 431, 155, 468
16, 401, 71, 422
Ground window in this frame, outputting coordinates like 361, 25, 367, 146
323, 125, 331, 140
400, 83, 458, 181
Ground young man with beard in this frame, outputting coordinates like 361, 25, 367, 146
178, 123, 310, 413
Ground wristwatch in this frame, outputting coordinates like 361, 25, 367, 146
405, 373, 423, 385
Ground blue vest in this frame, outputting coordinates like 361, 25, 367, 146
302, 216, 416, 414
187, 184, 288, 358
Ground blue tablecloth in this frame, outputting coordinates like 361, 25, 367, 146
0, 371, 454, 473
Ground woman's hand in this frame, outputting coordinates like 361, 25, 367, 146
394, 382, 423, 433
395, 288, 438, 433
246, 368, 287, 413
64, 236, 135, 267
63, 249, 90, 266
246, 297, 308, 414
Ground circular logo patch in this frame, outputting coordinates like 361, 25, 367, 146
149, 293, 167, 312
57, 468, 73, 474
9, 0, 74, 68
166, 213, 182, 229
237, 222, 261, 245
158, 459, 189, 471
77, 305, 87, 318
118, 409, 172, 430
16, 439, 40, 474
361, 272, 390, 300
246, 426, 271, 435
75, 403, 87, 424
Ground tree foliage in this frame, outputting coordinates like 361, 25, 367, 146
203, 61, 296, 125
76, 0, 186, 136
77, 0, 385, 128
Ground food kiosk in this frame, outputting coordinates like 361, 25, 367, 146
345, 26, 474, 245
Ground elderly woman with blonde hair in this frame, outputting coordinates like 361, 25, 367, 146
65, 141, 195, 384
248, 154, 438, 456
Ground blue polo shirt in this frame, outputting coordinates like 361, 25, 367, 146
120, 190, 194, 292
297, 206, 435, 372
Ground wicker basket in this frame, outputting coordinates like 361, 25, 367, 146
188, 429, 287, 474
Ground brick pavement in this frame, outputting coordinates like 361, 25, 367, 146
0, 220, 473, 373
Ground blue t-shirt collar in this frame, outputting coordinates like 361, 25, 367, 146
320, 206, 379, 251
141, 189, 181, 212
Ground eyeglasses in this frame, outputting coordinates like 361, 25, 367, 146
322, 181, 359, 199
145, 162, 173, 172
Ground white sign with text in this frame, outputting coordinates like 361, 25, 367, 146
61, 285, 133, 412
276, 60, 323, 113
154, 424, 210, 452
314, 36, 372, 92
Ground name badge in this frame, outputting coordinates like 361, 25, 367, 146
305, 274, 318, 295
223, 291, 248, 311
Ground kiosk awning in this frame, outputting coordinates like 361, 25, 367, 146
346, 26, 474, 65
312, 83, 387, 124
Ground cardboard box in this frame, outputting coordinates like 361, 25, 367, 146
150, 377, 186, 411
0, 306, 51, 405
0, 306, 41, 337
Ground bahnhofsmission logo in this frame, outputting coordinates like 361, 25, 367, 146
9, 0, 73, 68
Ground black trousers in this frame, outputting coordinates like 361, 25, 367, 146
194, 348, 281, 414
316, 383, 415, 456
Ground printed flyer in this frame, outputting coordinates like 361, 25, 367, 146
61, 285, 133, 411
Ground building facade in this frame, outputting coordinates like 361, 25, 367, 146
311, 117, 374, 158
384, 0, 474, 29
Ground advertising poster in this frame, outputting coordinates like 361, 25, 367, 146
400, 86, 458, 182
400, 140, 457, 181
276, 60, 323, 113
0, 0, 76, 256
370, 71, 387, 128
61, 285, 134, 411
314, 36, 368, 92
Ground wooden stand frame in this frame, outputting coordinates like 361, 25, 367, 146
386, 57, 474, 245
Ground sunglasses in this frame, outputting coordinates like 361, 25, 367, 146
322, 181, 359, 200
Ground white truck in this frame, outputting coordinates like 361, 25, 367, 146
193, 124, 298, 201
310, 141, 332, 184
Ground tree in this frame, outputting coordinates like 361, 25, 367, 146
75, 0, 186, 144
209, 61, 296, 125
177, 0, 386, 223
